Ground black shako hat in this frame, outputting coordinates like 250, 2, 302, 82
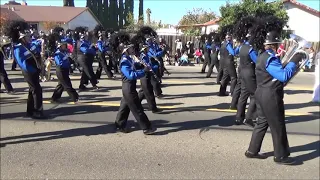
264, 31, 282, 45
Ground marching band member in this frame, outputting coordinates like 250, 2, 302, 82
201, 35, 212, 74
51, 38, 79, 103
5, 21, 46, 119
246, 29, 303, 164
233, 16, 258, 127
206, 32, 220, 78
147, 37, 163, 97
0, 36, 14, 94
115, 35, 156, 135
218, 30, 237, 96
93, 25, 115, 79
138, 44, 162, 113
74, 27, 98, 91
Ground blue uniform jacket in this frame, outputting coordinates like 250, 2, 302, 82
205, 42, 212, 50
120, 55, 145, 80
147, 43, 163, 58
61, 36, 73, 44
265, 49, 296, 83
96, 40, 106, 53
13, 43, 37, 73
226, 41, 235, 56
140, 52, 158, 72
54, 49, 70, 68
79, 40, 96, 55
31, 39, 42, 55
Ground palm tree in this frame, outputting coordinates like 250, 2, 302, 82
63, 0, 74, 7
146, 8, 151, 24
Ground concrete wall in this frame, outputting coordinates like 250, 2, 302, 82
284, 2, 320, 42
68, 10, 99, 31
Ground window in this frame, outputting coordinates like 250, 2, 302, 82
29, 23, 38, 31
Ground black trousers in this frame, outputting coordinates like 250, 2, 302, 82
96, 52, 113, 79
158, 57, 165, 77
236, 68, 257, 120
230, 68, 241, 109
109, 53, 119, 73
22, 70, 43, 114
201, 52, 210, 73
52, 67, 79, 102
78, 54, 98, 88
115, 82, 151, 130
11, 59, 17, 70
206, 54, 219, 78
138, 74, 157, 111
216, 62, 223, 84
219, 61, 237, 95
248, 88, 290, 158
151, 71, 162, 96
0, 59, 13, 92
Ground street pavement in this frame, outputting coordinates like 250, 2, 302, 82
1, 62, 319, 179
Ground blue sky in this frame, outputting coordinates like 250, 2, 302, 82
2, 0, 319, 25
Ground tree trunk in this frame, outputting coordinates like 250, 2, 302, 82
109, 0, 116, 29
63, 0, 68, 6
119, 0, 124, 29
124, 0, 129, 26
138, 0, 143, 23
68, 0, 74, 6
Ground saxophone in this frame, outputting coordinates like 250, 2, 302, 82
131, 54, 161, 83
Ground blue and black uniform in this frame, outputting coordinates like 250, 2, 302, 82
13, 42, 44, 117
148, 42, 165, 77
51, 48, 79, 102
206, 42, 220, 78
95, 39, 114, 79
137, 52, 160, 112
0, 44, 14, 92
201, 41, 212, 73
75, 39, 98, 90
219, 40, 237, 96
247, 48, 298, 159
115, 54, 152, 131
235, 41, 259, 124
148, 43, 163, 96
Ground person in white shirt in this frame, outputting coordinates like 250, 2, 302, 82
312, 51, 320, 103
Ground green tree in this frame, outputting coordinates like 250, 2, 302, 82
63, 0, 74, 7
178, 8, 216, 36
138, 0, 144, 23
219, 0, 288, 30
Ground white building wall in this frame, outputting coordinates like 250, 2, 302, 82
68, 10, 100, 31
284, 2, 320, 42
201, 24, 220, 34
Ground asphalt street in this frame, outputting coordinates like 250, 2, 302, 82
1, 62, 319, 179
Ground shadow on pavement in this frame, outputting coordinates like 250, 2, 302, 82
284, 89, 313, 95
263, 140, 320, 165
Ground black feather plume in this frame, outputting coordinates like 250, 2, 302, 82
219, 24, 234, 41
233, 16, 256, 42
73, 26, 87, 40
109, 32, 131, 53
47, 33, 60, 56
53, 26, 64, 34
4, 20, 29, 43
200, 34, 208, 43
93, 25, 105, 38
66, 29, 72, 34
137, 26, 157, 38
130, 34, 146, 55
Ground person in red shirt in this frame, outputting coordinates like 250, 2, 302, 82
276, 43, 286, 57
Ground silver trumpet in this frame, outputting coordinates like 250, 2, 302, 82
281, 34, 311, 86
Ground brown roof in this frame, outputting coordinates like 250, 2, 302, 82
0, 7, 24, 21
0, 5, 88, 23
282, 0, 320, 17
203, 18, 221, 26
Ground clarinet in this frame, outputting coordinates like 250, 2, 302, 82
132, 54, 161, 83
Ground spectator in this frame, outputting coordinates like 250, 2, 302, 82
194, 48, 203, 64
179, 50, 189, 66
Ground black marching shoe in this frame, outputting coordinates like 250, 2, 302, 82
243, 119, 255, 128
274, 156, 296, 165
115, 124, 129, 133
235, 119, 243, 125
31, 112, 47, 119
152, 108, 163, 114
7, 90, 16, 95
245, 151, 268, 159
143, 126, 157, 135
